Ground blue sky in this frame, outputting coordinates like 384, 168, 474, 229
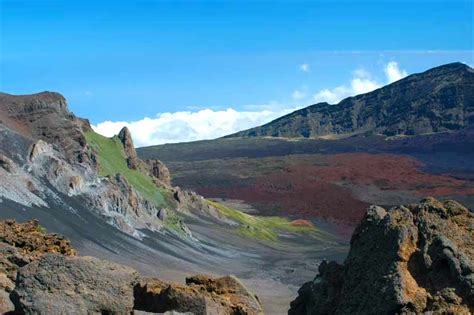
1, 0, 473, 145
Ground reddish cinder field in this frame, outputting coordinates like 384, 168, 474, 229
169, 152, 474, 230
137, 133, 474, 238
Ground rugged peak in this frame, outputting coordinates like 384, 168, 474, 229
424, 62, 472, 74
289, 198, 474, 314
227, 62, 474, 138
117, 127, 140, 170
0, 91, 94, 166
118, 126, 133, 144
0, 91, 69, 115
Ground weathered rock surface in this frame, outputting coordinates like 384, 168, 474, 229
289, 197, 474, 314
144, 158, 172, 186
0, 91, 94, 166
228, 63, 474, 138
0, 219, 76, 258
134, 274, 264, 315
14, 254, 140, 314
0, 244, 24, 313
117, 127, 172, 188
0, 220, 77, 314
118, 126, 141, 170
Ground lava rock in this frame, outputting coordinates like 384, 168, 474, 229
145, 159, 171, 186
289, 198, 474, 314
13, 254, 140, 314
134, 274, 264, 315
118, 126, 140, 170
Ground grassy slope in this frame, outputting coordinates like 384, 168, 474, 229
206, 200, 328, 243
86, 131, 332, 242
85, 131, 172, 208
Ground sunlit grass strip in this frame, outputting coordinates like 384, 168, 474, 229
206, 200, 323, 242
85, 131, 169, 208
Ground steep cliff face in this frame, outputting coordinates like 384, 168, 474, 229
118, 126, 141, 170
0, 91, 94, 166
228, 63, 474, 138
289, 197, 474, 314
0, 92, 194, 238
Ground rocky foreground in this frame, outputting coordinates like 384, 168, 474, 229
0, 220, 263, 314
1, 198, 473, 314
289, 197, 474, 314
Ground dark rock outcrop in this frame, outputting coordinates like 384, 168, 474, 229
116, 127, 172, 186
0, 220, 77, 314
144, 159, 172, 186
0, 244, 28, 313
118, 126, 140, 170
14, 254, 140, 314
228, 63, 474, 139
289, 197, 474, 314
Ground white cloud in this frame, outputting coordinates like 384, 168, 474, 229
384, 61, 407, 83
292, 89, 307, 100
313, 61, 407, 104
93, 107, 295, 147
84, 91, 93, 96
300, 63, 310, 72
93, 62, 409, 146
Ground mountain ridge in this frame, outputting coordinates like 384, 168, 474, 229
226, 62, 474, 139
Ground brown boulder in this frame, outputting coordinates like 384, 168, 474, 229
145, 159, 171, 186
118, 126, 140, 170
134, 274, 264, 315
0, 219, 76, 258
13, 254, 140, 314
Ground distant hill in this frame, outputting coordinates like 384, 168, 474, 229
226, 63, 474, 138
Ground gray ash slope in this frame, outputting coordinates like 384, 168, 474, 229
227, 63, 474, 139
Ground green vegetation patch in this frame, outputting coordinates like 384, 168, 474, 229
85, 131, 171, 208
206, 200, 323, 242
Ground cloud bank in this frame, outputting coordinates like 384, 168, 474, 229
93, 61, 408, 146
93, 107, 295, 147
313, 61, 407, 104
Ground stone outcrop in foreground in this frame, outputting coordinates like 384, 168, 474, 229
289, 197, 474, 314
134, 275, 263, 314
0, 220, 263, 314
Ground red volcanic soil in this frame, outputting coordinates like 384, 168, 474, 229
290, 219, 315, 227
200, 177, 370, 225
197, 153, 474, 227
289, 153, 474, 196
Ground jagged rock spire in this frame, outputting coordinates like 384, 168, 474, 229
118, 127, 140, 170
